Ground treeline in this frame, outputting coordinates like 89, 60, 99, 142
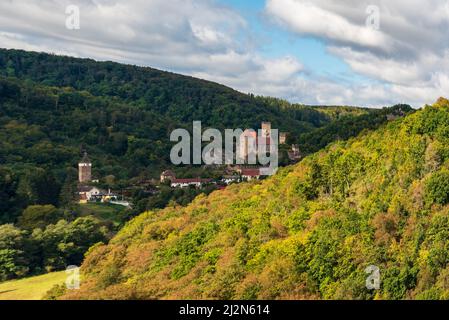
0, 167, 70, 224
0, 206, 110, 281
298, 104, 415, 154
0, 48, 332, 133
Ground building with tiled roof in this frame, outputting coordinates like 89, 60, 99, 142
170, 178, 213, 188
240, 168, 261, 181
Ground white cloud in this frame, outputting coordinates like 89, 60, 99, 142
266, 0, 449, 106
0, 0, 309, 101
0, 0, 247, 67
266, 0, 394, 51
0, 0, 446, 107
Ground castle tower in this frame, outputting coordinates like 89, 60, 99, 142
261, 122, 272, 154
261, 122, 271, 137
239, 130, 257, 163
78, 152, 92, 183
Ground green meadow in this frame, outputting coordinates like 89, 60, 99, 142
0, 271, 66, 300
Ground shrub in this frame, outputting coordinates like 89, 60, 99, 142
17, 205, 60, 230
425, 171, 449, 206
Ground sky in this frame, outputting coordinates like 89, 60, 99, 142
1, 0, 449, 108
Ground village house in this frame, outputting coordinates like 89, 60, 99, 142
78, 185, 102, 204
77, 152, 130, 207
221, 175, 241, 185
78, 185, 130, 207
160, 170, 213, 188
170, 178, 214, 188
239, 168, 261, 181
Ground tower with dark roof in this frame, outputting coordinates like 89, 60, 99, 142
78, 152, 92, 183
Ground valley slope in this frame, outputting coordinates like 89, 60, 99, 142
62, 98, 449, 300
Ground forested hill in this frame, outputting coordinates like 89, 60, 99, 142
0, 48, 334, 131
0, 48, 411, 224
0, 48, 372, 181
61, 98, 449, 300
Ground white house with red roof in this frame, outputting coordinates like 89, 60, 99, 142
161, 170, 214, 188
240, 168, 261, 181
170, 178, 213, 188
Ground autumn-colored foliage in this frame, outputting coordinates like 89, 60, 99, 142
63, 99, 449, 300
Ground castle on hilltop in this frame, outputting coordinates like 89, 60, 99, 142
239, 122, 287, 163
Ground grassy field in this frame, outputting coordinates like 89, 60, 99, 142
77, 203, 128, 227
0, 271, 66, 300
0, 203, 126, 301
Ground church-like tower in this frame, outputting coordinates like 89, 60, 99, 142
78, 152, 92, 183
261, 122, 271, 137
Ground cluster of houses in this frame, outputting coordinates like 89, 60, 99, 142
78, 185, 129, 205
77, 152, 131, 207
75, 121, 304, 201
160, 167, 263, 189
159, 121, 289, 189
